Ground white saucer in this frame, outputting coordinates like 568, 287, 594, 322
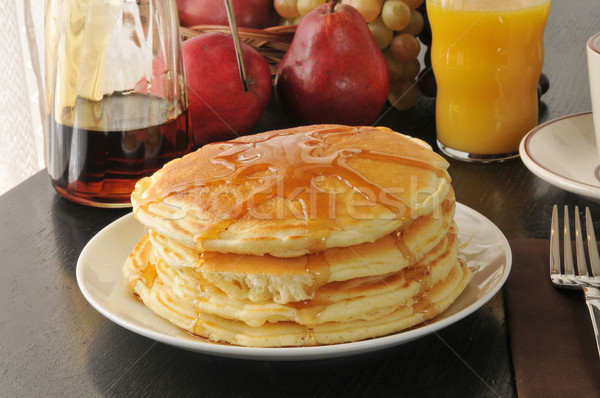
76, 204, 511, 361
519, 112, 600, 201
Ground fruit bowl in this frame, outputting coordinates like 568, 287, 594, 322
180, 24, 296, 74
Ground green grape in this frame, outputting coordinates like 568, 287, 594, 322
399, 10, 424, 36
279, 17, 297, 26
368, 16, 394, 49
297, 0, 325, 16
275, 0, 300, 19
381, 1, 411, 31
384, 51, 406, 81
342, 0, 384, 23
401, 58, 420, 81
388, 79, 419, 110
402, 0, 425, 10
389, 32, 420, 62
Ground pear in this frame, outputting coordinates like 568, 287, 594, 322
275, 0, 390, 125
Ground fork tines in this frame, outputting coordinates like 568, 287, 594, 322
550, 205, 600, 357
550, 205, 600, 288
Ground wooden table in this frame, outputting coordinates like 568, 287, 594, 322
1, 1, 597, 396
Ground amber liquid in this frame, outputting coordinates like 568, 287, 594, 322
47, 95, 192, 207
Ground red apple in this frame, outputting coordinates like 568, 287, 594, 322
177, 0, 277, 29
183, 32, 272, 146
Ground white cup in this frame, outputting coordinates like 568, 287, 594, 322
588, 32, 600, 156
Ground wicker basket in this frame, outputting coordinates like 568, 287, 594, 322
180, 24, 297, 74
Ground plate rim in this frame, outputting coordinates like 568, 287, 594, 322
519, 111, 600, 199
76, 202, 512, 361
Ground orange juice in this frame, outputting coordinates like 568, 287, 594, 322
428, 0, 550, 160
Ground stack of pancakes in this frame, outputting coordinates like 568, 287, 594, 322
123, 125, 472, 347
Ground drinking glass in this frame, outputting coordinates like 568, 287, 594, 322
428, 0, 551, 162
45, 0, 192, 207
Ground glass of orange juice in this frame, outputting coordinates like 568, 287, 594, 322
428, 0, 551, 162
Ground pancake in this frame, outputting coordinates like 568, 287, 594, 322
166, 223, 459, 327
123, 124, 472, 347
131, 125, 452, 257
123, 225, 471, 346
147, 194, 455, 304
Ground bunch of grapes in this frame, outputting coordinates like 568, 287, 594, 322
274, 0, 427, 110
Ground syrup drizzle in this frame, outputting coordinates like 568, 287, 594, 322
138, 126, 449, 248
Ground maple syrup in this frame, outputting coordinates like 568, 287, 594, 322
143, 127, 448, 248
47, 94, 192, 207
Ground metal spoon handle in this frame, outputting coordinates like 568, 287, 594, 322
224, 0, 249, 92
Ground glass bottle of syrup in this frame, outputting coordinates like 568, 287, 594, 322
45, 0, 192, 207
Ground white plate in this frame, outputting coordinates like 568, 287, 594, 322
76, 203, 511, 361
519, 112, 600, 202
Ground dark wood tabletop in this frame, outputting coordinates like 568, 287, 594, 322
1, 1, 598, 396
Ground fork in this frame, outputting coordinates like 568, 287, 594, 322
550, 205, 600, 356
